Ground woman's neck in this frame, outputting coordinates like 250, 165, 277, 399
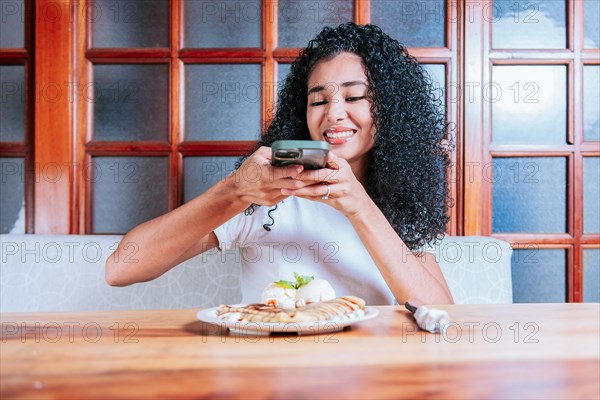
349, 153, 371, 187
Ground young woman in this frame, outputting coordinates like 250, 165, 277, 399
106, 23, 454, 305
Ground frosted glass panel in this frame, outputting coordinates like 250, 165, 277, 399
492, 157, 566, 233
584, 0, 600, 48
183, 157, 238, 203
278, 0, 353, 48
91, 0, 169, 48
492, 65, 566, 144
92, 157, 169, 233
93, 64, 169, 141
583, 249, 600, 303
0, 65, 25, 142
278, 63, 292, 87
276, 63, 292, 112
512, 249, 566, 303
185, 0, 261, 48
0, 0, 24, 48
371, 0, 445, 47
583, 158, 600, 234
584, 66, 600, 141
185, 64, 261, 141
0, 158, 25, 234
422, 64, 446, 113
492, 0, 566, 49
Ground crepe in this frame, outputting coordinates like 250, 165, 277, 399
216, 295, 366, 323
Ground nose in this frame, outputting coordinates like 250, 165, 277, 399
325, 97, 347, 122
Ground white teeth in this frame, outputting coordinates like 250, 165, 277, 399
326, 130, 354, 138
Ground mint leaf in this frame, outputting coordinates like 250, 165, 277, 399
294, 272, 314, 288
274, 280, 296, 289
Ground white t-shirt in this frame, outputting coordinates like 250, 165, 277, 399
214, 196, 395, 305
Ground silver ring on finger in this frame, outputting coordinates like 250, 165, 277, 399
321, 183, 331, 200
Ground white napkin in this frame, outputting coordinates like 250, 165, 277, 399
413, 306, 450, 333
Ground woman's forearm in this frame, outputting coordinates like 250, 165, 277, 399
348, 199, 454, 304
105, 176, 250, 286
105, 146, 301, 287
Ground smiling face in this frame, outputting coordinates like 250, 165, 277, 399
306, 52, 376, 176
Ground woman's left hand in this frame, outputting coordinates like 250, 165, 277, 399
280, 151, 371, 218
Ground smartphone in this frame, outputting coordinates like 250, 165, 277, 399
271, 140, 329, 169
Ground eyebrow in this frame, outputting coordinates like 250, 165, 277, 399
307, 80, 367, 95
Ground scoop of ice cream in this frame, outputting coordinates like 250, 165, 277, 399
296, 279, 336, 304
261, 283, 297, 309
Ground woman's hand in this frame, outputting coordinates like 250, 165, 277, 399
280, 151, 371, 217
231, 146, 308, 207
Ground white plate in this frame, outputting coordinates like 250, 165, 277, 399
197, 305, 379, 336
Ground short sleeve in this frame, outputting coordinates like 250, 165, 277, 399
213, 204, 279, 251
213, 211, 249, 251
415, 234, 448, 255
418, 242, 438, 254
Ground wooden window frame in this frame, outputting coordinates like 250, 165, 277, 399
0, 0, 35, 233
465, 0, 600, 302
5, 0, 596, 301
1, 0, 462, 238
69, 0, 461, 235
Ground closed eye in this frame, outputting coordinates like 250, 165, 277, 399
310, 100, 327, 106
347, 96, 366, 102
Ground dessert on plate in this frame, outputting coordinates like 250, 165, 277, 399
215, 273, 367, 323
261, 273, 336, 308
216, 295, 366, 323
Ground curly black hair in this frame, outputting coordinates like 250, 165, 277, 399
244, 22, 452, 251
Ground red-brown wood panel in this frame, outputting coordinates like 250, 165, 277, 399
171, 0, 182, 209
34, 0, 75, 233
463, 0, 486, 236
74, 0, 89, 233
355, 0, 370, 25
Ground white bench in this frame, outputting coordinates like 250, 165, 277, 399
0, 234, 512, 312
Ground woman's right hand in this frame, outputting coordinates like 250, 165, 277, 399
231, 146, 306, 206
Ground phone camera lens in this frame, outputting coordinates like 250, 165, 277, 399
275, 150, 300, 159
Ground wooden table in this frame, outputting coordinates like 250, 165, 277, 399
1, 304, 599, 399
